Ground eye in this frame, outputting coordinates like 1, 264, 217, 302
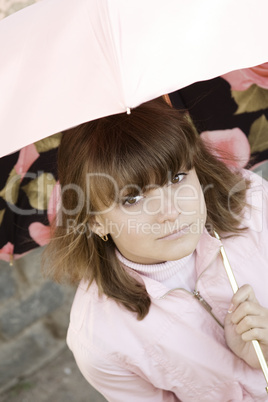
122, 195, 144, 206
170, 172, 187, 184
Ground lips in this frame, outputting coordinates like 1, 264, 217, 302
158, 224, 191, 240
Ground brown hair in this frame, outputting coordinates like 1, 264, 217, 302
44, 97, 249, 319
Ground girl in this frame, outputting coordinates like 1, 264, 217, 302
45, 97, 268, 401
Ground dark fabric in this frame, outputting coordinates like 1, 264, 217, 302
0, 136, 60, 261
169, 75, 268, 166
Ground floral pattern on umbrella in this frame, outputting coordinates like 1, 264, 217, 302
0, 133, 61, 264
1, 63, 268, 263
170, 62, 268, 175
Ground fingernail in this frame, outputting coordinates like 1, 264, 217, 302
228, 303, 234, 314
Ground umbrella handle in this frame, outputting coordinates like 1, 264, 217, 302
214, 231, 268, 394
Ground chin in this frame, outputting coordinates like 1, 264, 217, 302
174, 238, 198, 260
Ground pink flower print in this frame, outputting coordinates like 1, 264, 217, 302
29, 222, 51, 246
221, 62, 268, 91
29, 182, 60, 246
0, 242, 14, 262
200, 128, 250, 168
14, 144, 39, 179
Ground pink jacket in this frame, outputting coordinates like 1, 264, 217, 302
67, 171, 268, 401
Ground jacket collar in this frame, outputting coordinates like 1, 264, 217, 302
195, 229, 221, 277
126, 229, 222, 299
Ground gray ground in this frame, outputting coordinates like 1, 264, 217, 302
0, 347, 107, 402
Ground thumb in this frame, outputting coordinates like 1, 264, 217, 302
224, 308, 233, 327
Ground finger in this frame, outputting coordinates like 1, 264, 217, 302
235, 314, 268, 335
231, 302, 265, 324
230, 284, 258, 310
240, 327, 268, 343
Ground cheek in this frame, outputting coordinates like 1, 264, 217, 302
175, 189, 201, 215
183, 189, 206, 217
105, 213, 140, 238
197, 190, 207, 217
112, 216, 158, 240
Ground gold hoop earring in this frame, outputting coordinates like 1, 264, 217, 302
100, 234, 109, 242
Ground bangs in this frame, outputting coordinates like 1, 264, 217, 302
86, 102, 197, 210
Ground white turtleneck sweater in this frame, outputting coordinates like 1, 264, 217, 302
115, 249, 196, 292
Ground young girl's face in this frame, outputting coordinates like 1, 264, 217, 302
95, 168, 207, 264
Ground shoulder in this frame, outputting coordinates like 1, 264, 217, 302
67, 280, 130, 378
66, 279, 158, 390
220, 169, 268, 266
237, 169, 268, 231
219, 169, 268, 254
241, 168, 268, 193
67, 279, 144, 356
67, 278, 168, 364
67, 279, 113, 347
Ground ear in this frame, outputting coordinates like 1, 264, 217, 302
90, 215, 109, 237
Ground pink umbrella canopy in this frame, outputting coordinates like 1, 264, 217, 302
0, 0, 268, 157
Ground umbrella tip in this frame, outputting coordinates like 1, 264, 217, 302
126, 107, 131, 115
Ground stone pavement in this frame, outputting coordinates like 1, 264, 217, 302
0, 346, 107, 402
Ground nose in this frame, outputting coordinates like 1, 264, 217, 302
156, 186, 180, 224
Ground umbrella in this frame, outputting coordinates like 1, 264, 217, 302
0, 0, 268, 157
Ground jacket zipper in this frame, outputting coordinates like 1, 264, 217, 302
192, 290, 223, 328
160, 251, 224, 328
